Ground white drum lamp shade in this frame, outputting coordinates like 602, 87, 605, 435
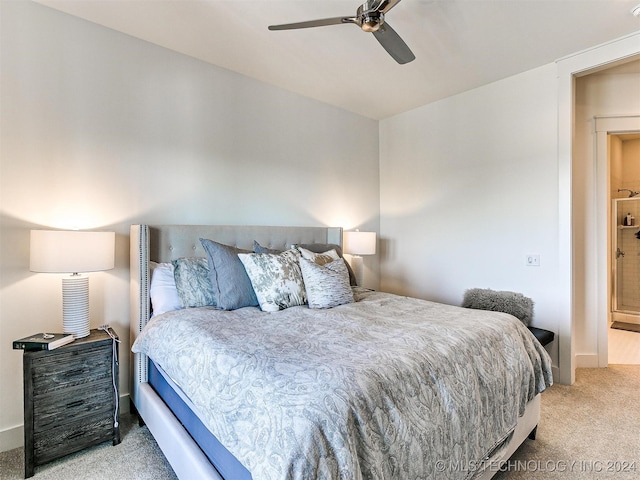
30, 230, 115, 338
343, 231, 376, 287
343, 231, 377, 256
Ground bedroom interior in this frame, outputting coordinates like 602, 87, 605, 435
1, 365, 636, 480
1, 0, 640, 478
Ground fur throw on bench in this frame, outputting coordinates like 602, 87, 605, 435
462, 288, 534, 326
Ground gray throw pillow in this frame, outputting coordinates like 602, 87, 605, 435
461, 288, 534, 326
171, 257, 216, 308
200, 238, 259, 310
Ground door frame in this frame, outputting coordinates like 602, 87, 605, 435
557, 31, 640, 384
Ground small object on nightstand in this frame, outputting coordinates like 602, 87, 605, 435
20, 329, 121, 478
13, 333, 74, 351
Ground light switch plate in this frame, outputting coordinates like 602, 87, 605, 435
526, 254, 540, 266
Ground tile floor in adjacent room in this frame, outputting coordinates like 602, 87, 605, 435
608, 323, 640, 364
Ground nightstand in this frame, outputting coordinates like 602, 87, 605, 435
22, 329, 121, 478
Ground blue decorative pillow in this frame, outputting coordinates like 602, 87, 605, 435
171, 258, 216, 308
200, 238, 259, 310
253, 240, 282, 254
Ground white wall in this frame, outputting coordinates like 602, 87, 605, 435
0, 1, 380, 450
380, 64, 562, 368
379, 41, 640, 384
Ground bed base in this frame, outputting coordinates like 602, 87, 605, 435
135, 381, 223, 479
129, 224, 541, 480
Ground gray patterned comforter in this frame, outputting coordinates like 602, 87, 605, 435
132, 288, 553, 480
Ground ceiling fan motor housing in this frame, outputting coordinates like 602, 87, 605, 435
358, 5, 384, 32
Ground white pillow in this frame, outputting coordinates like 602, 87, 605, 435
149, 262, 182, 316
238, 250, 306, 311
299, 257, 354, 309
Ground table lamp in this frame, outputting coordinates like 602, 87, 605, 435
30, 230, 115, 338
343, 230, 376, 287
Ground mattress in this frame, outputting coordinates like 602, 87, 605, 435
133, 288, 553, 480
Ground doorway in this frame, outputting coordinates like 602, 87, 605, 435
593, 117, 640, 367
558, 34, 640, 383
605, 130, 640, 365
611, 197, 640, 323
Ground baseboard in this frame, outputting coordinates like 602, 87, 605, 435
575, 353, 599, 368
0, 423, 23, 453
0, 394, 131, 453
119, 393, 131, 415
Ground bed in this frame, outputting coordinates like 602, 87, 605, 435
129, 224, 553, 480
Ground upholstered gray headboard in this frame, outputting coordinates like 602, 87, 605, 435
129, 224, 342, 404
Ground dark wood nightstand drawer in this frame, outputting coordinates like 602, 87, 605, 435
34, 380, 114, 431
31, 347, 112, 396
34, 416, 114, 465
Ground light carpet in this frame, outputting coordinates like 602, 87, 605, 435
1, 366, 638, 479
0, 413, 177, 480
494, 365, 640, 479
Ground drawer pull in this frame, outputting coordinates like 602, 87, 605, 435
63, 368, 88, 378
66, 400, 84, 408
67, 430, 84, 440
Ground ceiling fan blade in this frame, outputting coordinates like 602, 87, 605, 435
372, 22, 415, 64
268, 17, 356, 31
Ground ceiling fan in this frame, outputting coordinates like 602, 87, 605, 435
268, 0, 415, 65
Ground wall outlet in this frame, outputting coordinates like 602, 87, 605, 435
526, 254, 540, 266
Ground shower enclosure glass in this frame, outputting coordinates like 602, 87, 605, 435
612, 198, 640, 322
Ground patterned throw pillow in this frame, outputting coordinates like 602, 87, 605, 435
299, 257, 354, 309
296, 243, 358, 286
297, 246, 340, 266
171, 257, 216, 308
238, 249, 306, 311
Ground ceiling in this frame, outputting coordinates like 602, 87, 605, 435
34, 0, 640, 120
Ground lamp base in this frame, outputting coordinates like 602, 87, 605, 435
62, 275, 90, 338
349, 255, 364, 287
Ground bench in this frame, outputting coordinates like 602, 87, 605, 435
527, 326, 555, 347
